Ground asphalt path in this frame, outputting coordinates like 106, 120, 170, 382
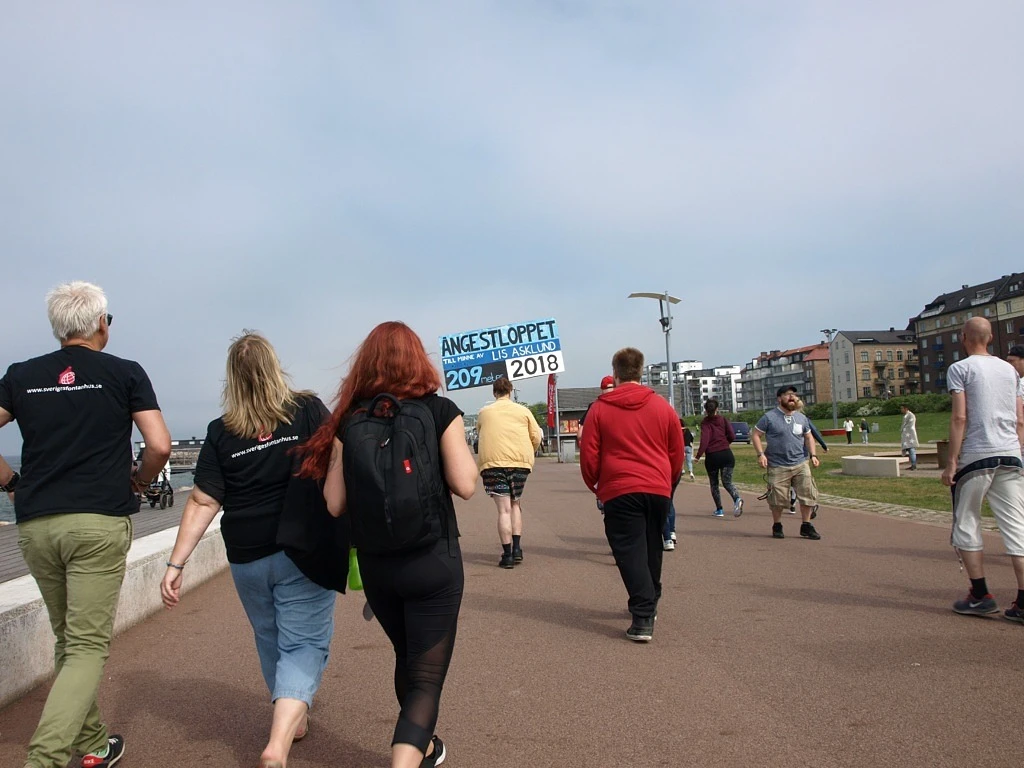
2, 461, 1021, 767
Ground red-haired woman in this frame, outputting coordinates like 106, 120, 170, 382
299, 322, 478, 768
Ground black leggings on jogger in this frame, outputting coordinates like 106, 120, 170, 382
359, 537, 464, 753
705, 449, 740, 510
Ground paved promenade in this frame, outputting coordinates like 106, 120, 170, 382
1, 461, 1021, 767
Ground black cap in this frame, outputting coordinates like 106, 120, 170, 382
1008, 345, 1024, 358
776, 385, 798, 398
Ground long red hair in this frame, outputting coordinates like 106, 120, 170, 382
297, 321, 442, 478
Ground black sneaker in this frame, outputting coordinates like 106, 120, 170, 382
421, 735, 446, 766
82, 735, 125, 768
800, 522, 821, 540
499, 552, 515, 569
772, 522, 784, 539
512, 547, 523, 563
952, 593, 999, 616
625, 617, 654, 642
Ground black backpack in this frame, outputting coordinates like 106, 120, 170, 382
341, 394, 446, 554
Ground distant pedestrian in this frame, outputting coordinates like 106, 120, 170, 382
661, 419, 686, 551
844, 417, 854, 444
299, 321, 479, 768
694, 399, 743, 518
0, 281, 171, 768
751, 386, 822, 540
900, 404, 919, 470
476, 377, 543, 568
682, 418, 695, 479
577, 375, 615, 443
580, 347, 683, 642
860, 417, 869, 444
942, 317, 1024, 623
161, 333, 343, 768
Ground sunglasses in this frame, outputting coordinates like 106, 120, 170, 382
105, 313, 113, 327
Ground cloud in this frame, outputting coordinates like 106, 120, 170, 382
1, 1, 1022, 452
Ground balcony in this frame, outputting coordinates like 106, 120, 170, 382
873, 359, 886, 369
905, 357, 920, 369
932, 360, 947, 370
932, 342, 944, 350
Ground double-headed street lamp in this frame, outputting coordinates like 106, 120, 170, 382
629, 291, 682, 413
821, 328, 838, 428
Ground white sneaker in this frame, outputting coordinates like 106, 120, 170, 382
733, 497, 744, 517
786, 507, 797, 515
663, 538, 675, 551
670, 531, 677, 542
689, 472, 695, 480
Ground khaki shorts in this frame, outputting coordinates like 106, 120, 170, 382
767, 461, 817, 510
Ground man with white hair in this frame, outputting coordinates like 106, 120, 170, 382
942, 317, 1024, 624
0, 281, 170, 768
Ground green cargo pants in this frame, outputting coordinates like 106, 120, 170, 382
18, 513, 132, 768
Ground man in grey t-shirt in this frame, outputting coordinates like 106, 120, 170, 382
752, 386, 822, 540
943, 317, 1024, 624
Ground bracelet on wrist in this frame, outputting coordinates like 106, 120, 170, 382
166, 560, 186, 570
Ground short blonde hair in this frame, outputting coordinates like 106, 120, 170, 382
222, 332, 312, 439
46, 281, 107, 342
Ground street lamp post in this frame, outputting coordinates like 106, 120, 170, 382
629, 291, 682, 413
821, 328, 838, 428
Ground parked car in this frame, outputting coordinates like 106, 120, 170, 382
731, 422, 751, 444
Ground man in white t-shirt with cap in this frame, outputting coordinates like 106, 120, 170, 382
943, 317, 1024, 623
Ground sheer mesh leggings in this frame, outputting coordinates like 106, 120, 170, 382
360, 539, 464, 753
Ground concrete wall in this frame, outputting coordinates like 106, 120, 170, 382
0, 514, 227, 708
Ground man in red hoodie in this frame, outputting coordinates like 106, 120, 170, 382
580, 347, 684, 642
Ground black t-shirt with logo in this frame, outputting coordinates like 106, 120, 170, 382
0, 346, 160, 523
194, 395, 329, 564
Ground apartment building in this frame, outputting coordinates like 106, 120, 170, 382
737, 344, 831, 412
911, 273, 1024, 393
831, 329, 919, 402
682, 365, 742, 414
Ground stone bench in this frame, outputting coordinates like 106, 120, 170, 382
841, 455, 910, 478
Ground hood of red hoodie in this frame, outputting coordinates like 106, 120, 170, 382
599, 383, 655, 410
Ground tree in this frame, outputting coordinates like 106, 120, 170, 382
528, 402, 548, 428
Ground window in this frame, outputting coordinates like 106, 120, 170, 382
846, 388, 852, 399
921, 340, 927, 349
844, 352, 850, 364
984, 307, 992, 317
861, 369, 870, 381
875, 350, 883, 361
951, 332, 959, 343
845, 370, 851, 382
967, 311, 973, 319
925, 373, 931, 383
937, 353, 944, 363
953, 351, 960, 361
886, 350, 893, 362
887, 369, 894, 379
1005, 301, 1013, 313
935, 334, 942, 345
863, 387, 871, 397
1008, 321, 1014, 334
923, 355, 929, 365
897, 350, 904, 361
898, 368, 905, 378
861, 351, 869, 362
899, 386, 906, 395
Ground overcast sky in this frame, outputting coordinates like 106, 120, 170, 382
2, 1, 1022, 453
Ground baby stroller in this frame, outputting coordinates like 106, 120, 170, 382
143, 472, 175, 509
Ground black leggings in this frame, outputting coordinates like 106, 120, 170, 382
704, 449, 740, 510
359, 538, 464, 753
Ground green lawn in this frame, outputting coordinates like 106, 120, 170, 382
725, 444, 956, 513
807, 411, 951, 445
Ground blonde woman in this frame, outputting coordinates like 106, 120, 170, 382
160, 333, 337, 768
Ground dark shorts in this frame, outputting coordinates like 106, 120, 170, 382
481, 468, 531, 499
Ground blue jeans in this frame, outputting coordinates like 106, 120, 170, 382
684, 446, 694, 475
904, 447, 917, 468
663, 480, 679, 540
230, 550, 336, 706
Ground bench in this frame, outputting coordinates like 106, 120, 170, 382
872, 449, 939, 467
841, 455, 909, 478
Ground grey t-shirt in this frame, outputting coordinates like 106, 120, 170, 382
946, 355, 1021, 460
754, 407, 811, 467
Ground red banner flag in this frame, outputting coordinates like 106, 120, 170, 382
546, 374, 556, 428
